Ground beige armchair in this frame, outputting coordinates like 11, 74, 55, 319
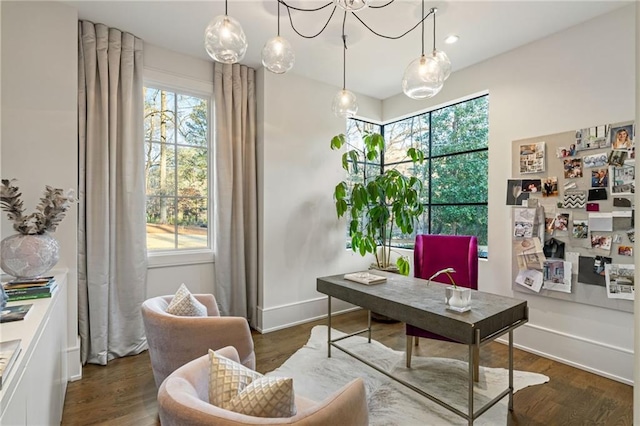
142, 294, 256, 388
157, 346, 369, 426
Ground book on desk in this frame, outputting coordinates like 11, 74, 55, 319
343, 272, 387, 285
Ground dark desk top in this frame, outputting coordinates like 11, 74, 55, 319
317, 271, 528, 345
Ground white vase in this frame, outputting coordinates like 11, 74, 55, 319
0, 233, 60, 279
445, 286, 471, 312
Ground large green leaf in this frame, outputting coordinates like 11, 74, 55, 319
330, 134, 346, 150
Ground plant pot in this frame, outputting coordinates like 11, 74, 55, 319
0, 233, 60, 279
445, 286, 471, 312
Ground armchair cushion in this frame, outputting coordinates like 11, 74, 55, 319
166, 283, 207, 316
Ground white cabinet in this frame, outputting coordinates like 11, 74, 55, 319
0, 271, 69, 425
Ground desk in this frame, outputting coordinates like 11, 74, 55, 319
317, 271, 528, 425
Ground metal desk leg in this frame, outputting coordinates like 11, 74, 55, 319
468, 329, 479, 425
327, 296, 332, 358
509, 329, 514, 411
367, 310, 372, 343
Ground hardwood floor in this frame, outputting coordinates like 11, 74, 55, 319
61, 310, 633, 425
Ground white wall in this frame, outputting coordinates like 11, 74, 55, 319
256, 69, 382, 331
0, 1, 80, 379
385, 5, 636, 384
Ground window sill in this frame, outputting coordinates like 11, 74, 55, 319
147, 250, 215, 269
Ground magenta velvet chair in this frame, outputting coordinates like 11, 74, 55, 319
406, 234, 479, 379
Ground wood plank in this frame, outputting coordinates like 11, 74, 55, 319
61, 310, 632, 425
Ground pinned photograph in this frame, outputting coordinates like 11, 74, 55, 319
553, 213, 569, 231
610, 123, 634, 150
519, 142, 545, 174
608, 150, 628, 167
618, 246, 633, 257
590, 234, 612, 251
582, 152, 608, 169
593, 255, 612, 276
513, 238, 545, 271
522, 179, 542, 193
590, 168, 608, 187
611, 164, 634, 195
556, 145, 576, 158
506, 179, 530, 206
513, 208, 536, 238
542, 177, 558, 197
575, 125, 610, 151
563, 158, 583, 179
542, 260, 572, 293
572, 219, 588, 238
605, 263, 634, 300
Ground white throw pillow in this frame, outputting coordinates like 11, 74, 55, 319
208, 350, 296, 418
165, 283, 207, 317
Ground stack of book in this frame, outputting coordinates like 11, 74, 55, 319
2, 276, 57, 301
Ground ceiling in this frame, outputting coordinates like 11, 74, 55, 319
66, 0, 632, 100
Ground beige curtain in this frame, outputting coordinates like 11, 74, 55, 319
213, 63, 258, 325
77, 21, 148, 365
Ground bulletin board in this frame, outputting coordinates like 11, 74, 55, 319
510, 121, 635, 313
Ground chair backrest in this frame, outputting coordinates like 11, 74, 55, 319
414, 234, 478, 290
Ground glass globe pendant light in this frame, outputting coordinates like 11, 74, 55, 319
204, 0, 248, 64
334, 0, 370, 12
262, 0, 295, 74
402, 54, 444, 99
332, 31, 358, 118
402, 5, 447, 99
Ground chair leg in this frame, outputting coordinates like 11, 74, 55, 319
473, 345, 479, 382
414, 337, 419, 346
406, 336, 413, 368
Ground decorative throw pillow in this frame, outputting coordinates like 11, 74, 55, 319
223, 376, 296, 418
208, 349, 262, 407
208, 350, 296, 418
165, 283, 207, 316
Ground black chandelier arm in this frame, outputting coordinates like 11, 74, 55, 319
342, 11, 347, 90
350, 8, 434, 40
279, 0, 333, 13
284, 2, 337, 39
369, 0, 396, 9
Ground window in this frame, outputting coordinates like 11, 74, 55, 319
346, 95, 489, 257
144, 86, 210, 253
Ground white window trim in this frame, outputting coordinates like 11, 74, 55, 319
144, 69, 215, 267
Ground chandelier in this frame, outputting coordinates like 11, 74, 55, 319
204, 0, 453, 118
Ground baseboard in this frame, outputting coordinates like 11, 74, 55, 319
257, 296, 360, 333
67, 334, 82, 382
496, 322, 633, 385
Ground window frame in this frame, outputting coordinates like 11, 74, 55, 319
143, 72, 215, 268
347, 93, 489, 258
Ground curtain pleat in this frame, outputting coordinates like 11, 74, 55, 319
213, 62, 258, 326
78, 21, 148, 365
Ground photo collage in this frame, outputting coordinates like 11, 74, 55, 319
510, 121, 635, 301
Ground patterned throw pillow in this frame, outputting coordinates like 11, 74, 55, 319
208, 350, 296, 418
223, 376, 296, 418
208, 349, 262, 407
165, 283, 207, 316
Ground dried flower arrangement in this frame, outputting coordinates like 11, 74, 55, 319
0, 179, 75, 235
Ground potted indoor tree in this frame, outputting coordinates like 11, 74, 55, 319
331, 131, 425, 276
